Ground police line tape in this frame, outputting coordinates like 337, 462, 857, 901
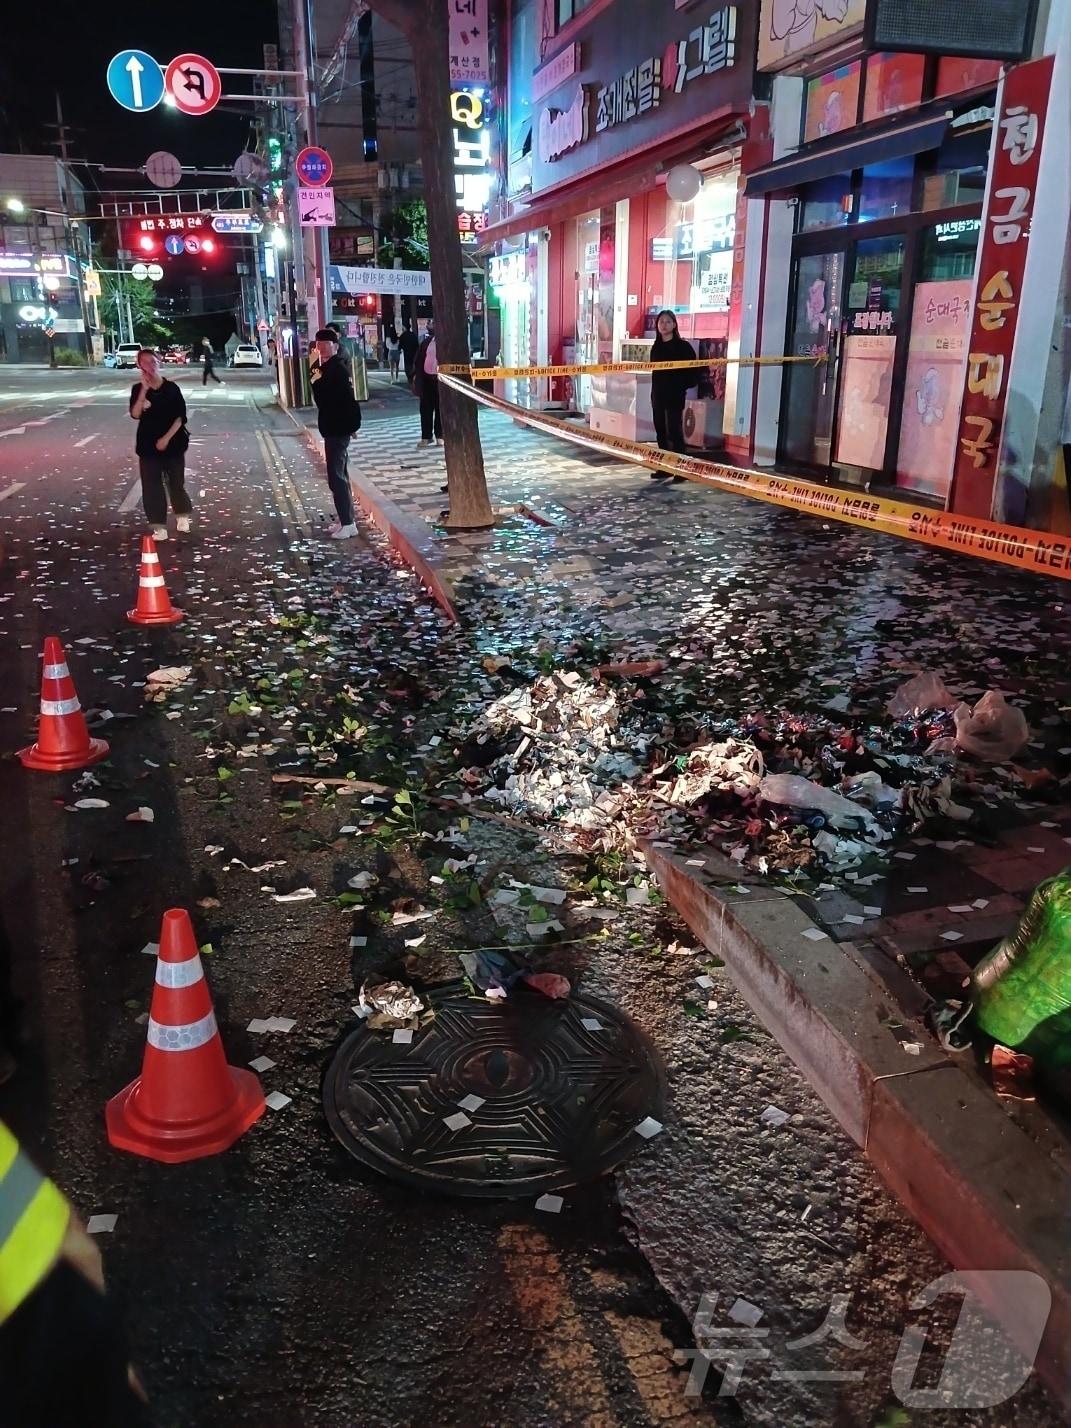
436, 371, 1071, 583
436, 354, 825, 380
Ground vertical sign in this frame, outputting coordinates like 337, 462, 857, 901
449, 0, 490, 84
451, 90, 493, 244
949, 55, 1054, 518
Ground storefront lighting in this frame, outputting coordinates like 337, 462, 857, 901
42, 274, 61, 291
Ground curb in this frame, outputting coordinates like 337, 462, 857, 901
640, 838, 1071, 1412
281, 406, 460, 624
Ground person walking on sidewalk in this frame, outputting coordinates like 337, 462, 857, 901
200, 337, 222, 386
398, 318, 418, 386
387, 328, 401, 382
311, 327, 362, 540
649, 309, 697, 483
129, 348, 193, 541
414, 321, 442, 449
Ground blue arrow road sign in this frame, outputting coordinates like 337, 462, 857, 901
106, 50, 165, 113
164, 235, 185, 257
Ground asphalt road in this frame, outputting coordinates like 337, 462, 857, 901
0, 367, 1064, 1428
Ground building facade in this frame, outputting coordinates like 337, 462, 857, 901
0, 155, 93, 364
487, 0, 1070, 532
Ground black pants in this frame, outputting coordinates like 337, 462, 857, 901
419, 377, 442, 441
653, 400, 686, 454
138, 454, 192, 527
0, 1260, 152, 1428
324, 435, 355, 525
202, 362, 220, 385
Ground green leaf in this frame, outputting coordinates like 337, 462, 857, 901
217, 766, 234, 782
335, 893, 365, 907
528, 904, 549, 923
394, 789, 412, 805
199, 943, 214, 956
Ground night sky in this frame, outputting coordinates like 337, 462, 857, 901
0, 0, 280, 173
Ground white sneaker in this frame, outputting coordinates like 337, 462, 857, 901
330, 523, 357, 540
151, 526, 169, 541
434, 438, 444, 446
417, 439, 432, 449
176, 516, 192, 534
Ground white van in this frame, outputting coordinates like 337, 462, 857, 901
115, 343, 142, 368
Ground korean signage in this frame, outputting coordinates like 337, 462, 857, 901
532, 0, 754, 192
329, 227, 376, 261
758, 0, 865, 72
298, 187, 336, 227
122, 213, 208, 250
488, 251, 527, 290
451, 89, 493, 245
331, 266, 432, 296
449, 0, 489, 85
949, 55, 1054, 519
596, 8, 738, 135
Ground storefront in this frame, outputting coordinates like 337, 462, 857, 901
487, 0, 757, 445
746, 43, 1002, 501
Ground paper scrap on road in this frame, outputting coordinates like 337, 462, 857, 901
86, 1214, 118, 1234
760, 1105, 789, 1127
634, 1116, 663, 1139
458, 1094, 485, 1112
126, 806, 155, 823
728, 1298, 764, 1327
443, 1111, 472, 1131
249, 1056, 276, 1072
535, 1194, 564, 1214
265, 1091, 293, 1110
272, 887, 316, 903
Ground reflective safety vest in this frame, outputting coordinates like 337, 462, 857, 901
0, 1121, 70, 1323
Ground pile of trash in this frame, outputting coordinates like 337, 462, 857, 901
455, 664, 1042, 882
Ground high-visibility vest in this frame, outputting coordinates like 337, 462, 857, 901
0, 1121, 70, 1323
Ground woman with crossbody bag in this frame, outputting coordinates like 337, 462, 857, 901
128, 348, 193, 540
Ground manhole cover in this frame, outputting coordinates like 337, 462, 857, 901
323, 981, 665, 1198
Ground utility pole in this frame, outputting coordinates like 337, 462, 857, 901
49, 92, 94, 362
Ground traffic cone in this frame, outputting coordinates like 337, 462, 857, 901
106, 908, 265, 1163
127, 535, 183, 626
18, 636, 110, 772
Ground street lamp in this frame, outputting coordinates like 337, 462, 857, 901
5, 197, 25, 214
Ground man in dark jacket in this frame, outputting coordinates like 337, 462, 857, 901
310, 328, 362, 539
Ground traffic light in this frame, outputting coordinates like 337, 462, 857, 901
139, 235, 157, 253
358, 11, 377, 163
202, 238, 217, 254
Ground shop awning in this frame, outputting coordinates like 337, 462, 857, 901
743, 111, 952, 197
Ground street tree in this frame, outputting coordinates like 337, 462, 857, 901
99, 272, 169, 348
365, 0, 494, 530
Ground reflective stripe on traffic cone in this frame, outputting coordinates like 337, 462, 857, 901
105, 908, 265, 1164
18, 636, 110, 773
127, 535, 183, 626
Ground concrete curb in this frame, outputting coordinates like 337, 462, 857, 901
281, 406, 460, 624
640, 838, 1071, 1412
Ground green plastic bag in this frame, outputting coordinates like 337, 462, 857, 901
973, 869, 1071, 1067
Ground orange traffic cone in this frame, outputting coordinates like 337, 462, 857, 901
106, 909, 265, 1163
127, 535, 183, 626
18, 636, 110, 772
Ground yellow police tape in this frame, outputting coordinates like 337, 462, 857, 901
437, 354, 824, 380
436, 370, 1071, 583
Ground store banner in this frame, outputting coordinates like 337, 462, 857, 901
898, 279, 973, 499
449, 0, 489, 85
757, 0, 865, 72
949, 55, 1055, 519
331, 266, 432, 295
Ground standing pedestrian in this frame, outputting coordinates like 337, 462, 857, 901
129, 349, 193, 540
649, 309, 697, 483
414, 320, 442, 449
387, 328, 401, 383
398, 318, 419, 386
310, 327, 362, 540
200, 337, 222, 386
0, 1120, 152, 1427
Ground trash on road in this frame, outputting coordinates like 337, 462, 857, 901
358, 978, 426, 1029
886, 672, 956, 719
143, 666, 192, 702
953, 691, 1030, 762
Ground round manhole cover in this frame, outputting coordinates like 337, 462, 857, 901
323, 981, 666, 1198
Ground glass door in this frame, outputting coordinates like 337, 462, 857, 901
780, 249, 845, 467
835, 234, 906, 471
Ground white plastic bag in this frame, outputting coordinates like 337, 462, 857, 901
887, 671, 956, 719
953, 691, 1029, 762
759, 773, 880, 834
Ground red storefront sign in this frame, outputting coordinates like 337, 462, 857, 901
948, 55, 1054, 519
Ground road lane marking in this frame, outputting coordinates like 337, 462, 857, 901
0, 483, 26, 502
118, 480, 141, 512
0, 427, 26, 439
73, 432, 102, 448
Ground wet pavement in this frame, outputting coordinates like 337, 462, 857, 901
0, 367, 1068, 1426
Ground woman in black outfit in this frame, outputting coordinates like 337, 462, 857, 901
649, 308, 697, 483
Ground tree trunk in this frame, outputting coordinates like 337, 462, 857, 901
369, 0, 495, 530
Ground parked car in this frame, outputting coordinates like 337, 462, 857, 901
232, 343, 264, 368
115, 343, 141, 368
162, 347, 189, 365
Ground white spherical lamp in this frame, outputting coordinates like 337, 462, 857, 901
665, 163, 702, 202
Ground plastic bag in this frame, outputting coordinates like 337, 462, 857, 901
887, 671, 956, 719
953, 691, 1029, 762
973, 870, 1071, 1067
759, 773, 880, 835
